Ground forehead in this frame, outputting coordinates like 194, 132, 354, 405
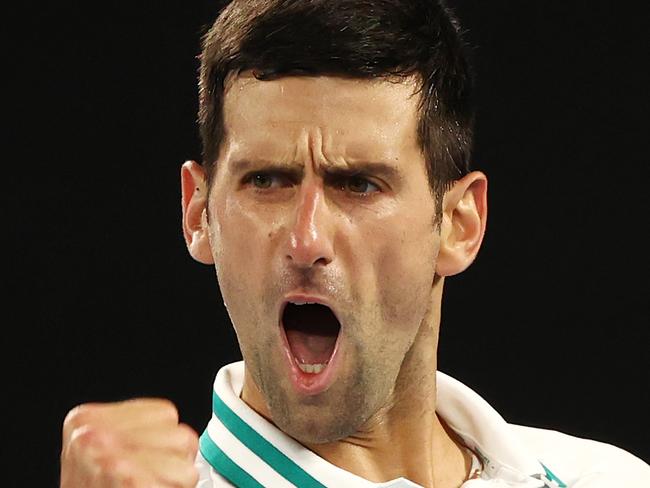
221, 73, 422, 163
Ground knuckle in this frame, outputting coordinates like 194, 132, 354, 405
156, 398, 180, 421
70, 425, 97, 448
69, 425, 112, 452
63, 404, 95, 431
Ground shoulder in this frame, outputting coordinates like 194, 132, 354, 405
510, 424, 650, 487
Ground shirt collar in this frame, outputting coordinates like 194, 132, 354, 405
199, 361, 565, 487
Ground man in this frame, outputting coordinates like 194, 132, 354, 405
60, 1, 649, 487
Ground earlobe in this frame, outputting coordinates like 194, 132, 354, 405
436, 171, 488, 277
181, 161, 214, 265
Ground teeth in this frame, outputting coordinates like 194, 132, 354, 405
290, 301, 317, 305
297, 363, 327, 374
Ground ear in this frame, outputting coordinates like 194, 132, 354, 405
436, 171, 488, 277
180, 160, 214, 264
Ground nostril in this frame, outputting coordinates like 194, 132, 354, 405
313, 256, 330, 266
286, 252, 331, 268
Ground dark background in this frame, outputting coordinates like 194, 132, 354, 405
7, 1, 648, 485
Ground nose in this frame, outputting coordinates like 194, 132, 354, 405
286, 182, 334, 269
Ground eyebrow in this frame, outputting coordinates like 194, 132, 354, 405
229, 159, 402, 181
325, 162, 401, 181
230, 159, 299, 176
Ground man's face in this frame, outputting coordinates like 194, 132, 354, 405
207, 74, 441, 444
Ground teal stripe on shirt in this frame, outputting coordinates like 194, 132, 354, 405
199, 431, 265, 488
541, 463, 567, 488
212, 391, 327, 488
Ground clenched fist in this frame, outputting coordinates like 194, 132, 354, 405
60, 398, 200, 487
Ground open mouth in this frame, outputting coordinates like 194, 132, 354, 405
282, 302, 341, 375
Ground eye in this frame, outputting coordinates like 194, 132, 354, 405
343, 175, 380, 194
245, 172, 291, 189
252, 173, 273, 189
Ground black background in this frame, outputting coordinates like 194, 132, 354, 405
7, 1, 649, 485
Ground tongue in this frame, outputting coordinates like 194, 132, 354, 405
285, 329, 337, 364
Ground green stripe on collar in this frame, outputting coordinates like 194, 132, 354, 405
199, 431, 265, 488
541, 463, 567, 488
211, 391, 327, 488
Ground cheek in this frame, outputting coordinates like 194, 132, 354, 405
215, 196, 277, 280
212, 196, 281, 332
367, 219, 438, 328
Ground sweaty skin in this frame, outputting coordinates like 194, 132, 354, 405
182, 73, 488, 487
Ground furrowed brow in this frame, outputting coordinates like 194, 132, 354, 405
228, 159, 401, 182
324, 162, 401, 181
229, 159, 303, 178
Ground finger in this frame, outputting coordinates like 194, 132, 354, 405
92, 454, 161, 488
63, 437, 197, 488
120, 423, 199, 461
60, 426, 101, 488
61, 426, 125, 488
131, 450, 200, 488
63, 398, 179, 449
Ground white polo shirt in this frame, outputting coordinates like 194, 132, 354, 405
195, 361, 649, 487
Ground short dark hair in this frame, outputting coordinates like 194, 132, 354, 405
198, 0, 474, 218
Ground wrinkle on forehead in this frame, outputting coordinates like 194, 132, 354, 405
219, 73, 423, 173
